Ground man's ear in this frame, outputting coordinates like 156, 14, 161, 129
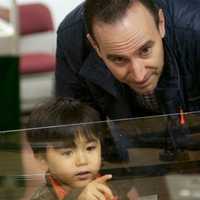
158, 9, 165, 38
86, 33, 102, 58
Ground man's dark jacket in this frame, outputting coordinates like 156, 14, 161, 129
55, 0, 200, 120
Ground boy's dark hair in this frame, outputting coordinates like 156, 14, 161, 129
84, 0, 159, 39
26, 97, 106, 155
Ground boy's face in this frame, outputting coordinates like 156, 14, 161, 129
44, 134, 101, 188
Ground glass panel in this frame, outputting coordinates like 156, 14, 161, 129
0, 112, 200, 199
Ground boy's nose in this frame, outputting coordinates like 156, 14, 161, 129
75, 151, 88, 166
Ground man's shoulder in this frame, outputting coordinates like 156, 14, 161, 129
57, 2, 85, 34
172, 0, 200, 30
157, 0, 200, 31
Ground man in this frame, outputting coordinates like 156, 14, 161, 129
55, 0, 200, 160
55, 0, 200, 120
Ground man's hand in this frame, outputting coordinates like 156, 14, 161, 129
77, 174, 114, 200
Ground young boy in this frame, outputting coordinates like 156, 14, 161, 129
26, 97, 120, 200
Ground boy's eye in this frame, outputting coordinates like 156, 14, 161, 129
61, 149, 73, 156
86, 144, 97, 151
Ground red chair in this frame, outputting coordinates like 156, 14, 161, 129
18, 3, 56, 111
18, 3, 55, 74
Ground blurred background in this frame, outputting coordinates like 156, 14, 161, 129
1, 0, 84, 29
0, 0, 84, 126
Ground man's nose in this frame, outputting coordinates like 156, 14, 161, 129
130, 59, 146, 82
75, 151, 88, 166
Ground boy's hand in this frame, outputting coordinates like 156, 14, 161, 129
77, 174, 114, 200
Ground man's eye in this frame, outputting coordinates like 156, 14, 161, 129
111, 57, 127, 64
86, 145, 96, 151
140, 46, 152, 57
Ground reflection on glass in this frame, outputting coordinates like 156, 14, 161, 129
1, 106, 200, 199
165, 175, 200, 200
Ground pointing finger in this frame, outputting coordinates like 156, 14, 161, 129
95, 174, 112, 184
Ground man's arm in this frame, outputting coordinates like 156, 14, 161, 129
56, 36, 81, 97
55, 21, 102, 112
172, 0, 200, 71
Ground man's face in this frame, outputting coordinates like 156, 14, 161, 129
88, 2, 165, 95
45, 134, 101, 188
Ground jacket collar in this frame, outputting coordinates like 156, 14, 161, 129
156, 40, 180, 91
155, 37, 185, 113
79, 49, 121, 98
46, 174, 70, 200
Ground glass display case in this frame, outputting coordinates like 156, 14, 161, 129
0, 112, 200, 200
